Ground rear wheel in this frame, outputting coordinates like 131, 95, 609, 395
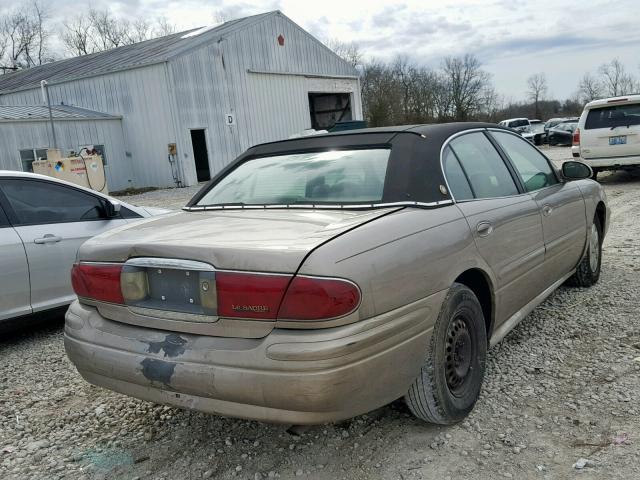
405, 283, 487, 424
591, 168, 599, 181
567, 215, 602, 287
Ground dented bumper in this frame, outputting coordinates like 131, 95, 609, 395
64, 295, 442, 424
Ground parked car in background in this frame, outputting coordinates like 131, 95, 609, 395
544, 118, 567, 135
548, 122, 578, 146
499, 118, 531, 132
529, 119, 542, 125
0, 171, 169, 329
522, 122, 547, 145
572, 95, 640, 179
65, 123, 608, 426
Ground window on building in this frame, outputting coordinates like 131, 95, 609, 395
19, 148, 48, 172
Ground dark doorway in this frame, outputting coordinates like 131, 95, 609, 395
190, 129, 210, 182
308, 93, 352, 130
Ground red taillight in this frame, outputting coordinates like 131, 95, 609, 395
572, 128, 580, 146
71, 263, 124, 304
278, 276, 360, 321
216, 272, 291, 319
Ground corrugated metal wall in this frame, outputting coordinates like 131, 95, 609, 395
0, 13, 362, 189
169, 12, 362, 182
0, 64, 178, 189
0, 118, 130, 190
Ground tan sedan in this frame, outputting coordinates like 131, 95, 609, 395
65, 123, 608, 425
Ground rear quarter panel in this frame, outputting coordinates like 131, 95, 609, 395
575, 179, 609, 237
298, 205, 493, 320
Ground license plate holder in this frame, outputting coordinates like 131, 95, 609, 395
609, 135, 627, 145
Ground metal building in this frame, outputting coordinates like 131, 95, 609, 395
0, 11, 362, 191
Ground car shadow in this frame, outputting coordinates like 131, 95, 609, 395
598, 169, 640, 185
0, 307, 66, 342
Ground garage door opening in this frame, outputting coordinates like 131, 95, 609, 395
308, 92, 352, 130
190, 129, 211, 182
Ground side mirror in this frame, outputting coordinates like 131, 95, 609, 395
562, 161, 592, 180
104, 199, 122, 218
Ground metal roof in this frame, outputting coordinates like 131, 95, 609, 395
0, 104, 120, 121
0, 12, 276, 95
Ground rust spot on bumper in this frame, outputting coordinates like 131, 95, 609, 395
146, 333, 187, 358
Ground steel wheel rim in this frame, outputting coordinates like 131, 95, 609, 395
445, 316, 473, 397
589, 223, 600, 272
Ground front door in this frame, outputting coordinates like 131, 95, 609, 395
0, 206, 31, 321
0, 178, 127, 312
488, 130, 587, 282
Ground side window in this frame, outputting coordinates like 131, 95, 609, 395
0, 179, 107, 225
449, 133, 519, 199
442, 146, 474, 200
490, 131, 558, 192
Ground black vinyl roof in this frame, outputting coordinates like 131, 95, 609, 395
188, 123, 508, 208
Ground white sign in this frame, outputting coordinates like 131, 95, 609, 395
225, 113, 235, 126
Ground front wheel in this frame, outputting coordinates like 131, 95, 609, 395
567, 215, 602, 287
405, 283, 487, 424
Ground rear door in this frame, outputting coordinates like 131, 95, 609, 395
581, 101, 640, 158
0, 203, 31, 320
0, 178, 128, 312
489, 130, 586, 281
444, 132, 547, 322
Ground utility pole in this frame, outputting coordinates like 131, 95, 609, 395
40, 80, 58, 149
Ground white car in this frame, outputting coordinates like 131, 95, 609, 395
0, 171, 169, 328
572, 95, 640, 179
498, 118, 531, 133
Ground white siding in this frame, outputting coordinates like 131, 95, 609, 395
0, 12, 363, 188
169, 12, 361, 181
0, 64, 178, 189
0, 119, 131, 190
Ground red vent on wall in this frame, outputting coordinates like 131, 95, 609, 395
277, 34, 285, 46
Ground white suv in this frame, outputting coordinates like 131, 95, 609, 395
498, 118, 531, 132
572, 95, 640, 179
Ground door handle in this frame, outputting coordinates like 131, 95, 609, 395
476, 221, 494, 237
542, 204, 553, 216
34, 234, 62, 244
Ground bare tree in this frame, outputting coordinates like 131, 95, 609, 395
154, 17, 177, 37
527, 73, 548, 119
578, 72, 603, 103
326, 39, 362, 69
61, 8, 178, 57
61, 15, 93, 56
599, 59, 636, 97
441, 54, 492, 121
0, 2, 50, 72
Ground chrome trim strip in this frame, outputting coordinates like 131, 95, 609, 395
124, 257, 215, 271
182, 200, 453, 212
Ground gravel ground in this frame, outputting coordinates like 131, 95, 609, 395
2, 147, 639, 480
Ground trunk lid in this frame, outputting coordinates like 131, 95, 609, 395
79, 208, 400, 338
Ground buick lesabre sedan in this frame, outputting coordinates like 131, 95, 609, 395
65, 123, 608, 425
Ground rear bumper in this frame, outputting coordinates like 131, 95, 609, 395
64, 294, 443, 424
579, 154, 640, 168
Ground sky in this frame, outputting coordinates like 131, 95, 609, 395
7, 0, 640, 101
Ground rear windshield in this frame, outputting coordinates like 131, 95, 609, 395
585, 103, 640, 130
508, 119, 529, 128
196, 149, 390, 206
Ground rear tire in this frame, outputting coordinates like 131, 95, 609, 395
591, 168, 599, 181
405, 283, 487, 424
567, 215, 602, 287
